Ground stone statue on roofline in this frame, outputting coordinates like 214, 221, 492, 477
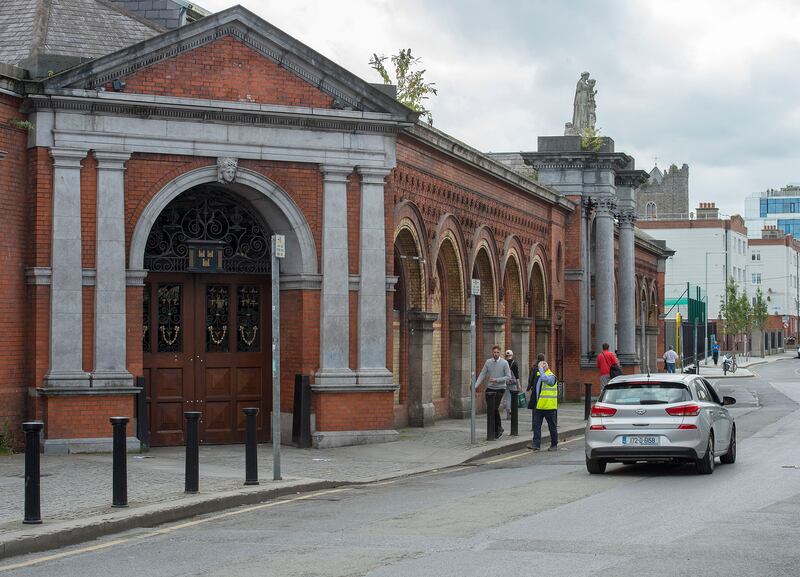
565, 71, 597, 136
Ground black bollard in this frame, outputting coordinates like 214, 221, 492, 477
584, 383, 593, 420
110, 417, 129, 507
510, 391, 519, 436
23, 421, 43, 524
184, 411, 201, 493
486, 390, 497, 441
243, 408, 259, 486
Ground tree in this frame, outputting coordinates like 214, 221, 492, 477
719, 278, 751, 353
369, 48, 437, 124
750, 287, 769, 356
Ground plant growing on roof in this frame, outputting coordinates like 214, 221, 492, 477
369, 48, 438, 125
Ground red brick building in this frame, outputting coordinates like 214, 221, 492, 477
0, 3, 669, 451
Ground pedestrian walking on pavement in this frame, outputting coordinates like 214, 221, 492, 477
474, 345, 512, 439
712, 341, 720, 366
502, 349, 520, 419
597, 343, 621, 391
526, 360, 559, 451
663, 345, 679, 373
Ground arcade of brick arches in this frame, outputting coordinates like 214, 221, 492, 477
0, 5, 669, 451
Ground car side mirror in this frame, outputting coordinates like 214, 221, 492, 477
722, 396, 736, 406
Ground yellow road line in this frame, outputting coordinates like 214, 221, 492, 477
0, 488, 349, 573
485, 435, 585, 464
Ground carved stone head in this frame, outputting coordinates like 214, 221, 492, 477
217, 157, 238, 183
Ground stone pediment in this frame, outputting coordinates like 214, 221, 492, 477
40, 5, 418, 120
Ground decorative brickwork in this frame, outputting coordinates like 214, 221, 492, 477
118, 36, 335, 108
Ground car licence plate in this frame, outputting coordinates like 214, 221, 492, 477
622, 435, 659, 446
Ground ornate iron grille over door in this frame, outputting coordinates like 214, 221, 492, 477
144, 186, 271, 274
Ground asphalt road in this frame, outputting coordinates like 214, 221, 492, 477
2, 360, 800, 577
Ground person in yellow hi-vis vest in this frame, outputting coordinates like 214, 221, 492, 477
526, 360, 559, 451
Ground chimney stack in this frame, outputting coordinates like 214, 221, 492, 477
696, 202, 719, 220
762, 225, 783, 239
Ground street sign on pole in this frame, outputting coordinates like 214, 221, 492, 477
469, 279, 480, 444
271, 235, 284, 480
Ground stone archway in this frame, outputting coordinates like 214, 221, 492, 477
473, 244, 500, 363
503, 251, 529, 388
131, 166, 318, 446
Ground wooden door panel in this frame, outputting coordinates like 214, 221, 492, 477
236, 367, 261, 396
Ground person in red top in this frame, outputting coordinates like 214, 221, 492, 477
596, 342, 620, 391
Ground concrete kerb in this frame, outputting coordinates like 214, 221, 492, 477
0, 480, 347, 561
0, 424, 589, 561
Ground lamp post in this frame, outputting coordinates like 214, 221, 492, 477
705, 251, 727, 366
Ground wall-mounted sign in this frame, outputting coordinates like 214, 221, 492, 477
471, 279, 481, 296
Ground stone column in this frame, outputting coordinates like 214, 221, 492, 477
407, 311, 437, 426
581, 200, 593, 361
316, 166, 356, 386
357, 168, 393, 385
92, 151, 133, 387
447, 313, 472, 418
594, 195, 616, 352
481, 316, 506, 359
44, 148, 89, 387
617, 208, 637, 364
511, 316, 531, 387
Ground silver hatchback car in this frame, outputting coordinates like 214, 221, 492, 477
585, 373, 737, 475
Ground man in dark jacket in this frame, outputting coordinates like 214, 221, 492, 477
526, 353, 546, 428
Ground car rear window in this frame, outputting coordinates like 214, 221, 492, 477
600, 382, 691, 405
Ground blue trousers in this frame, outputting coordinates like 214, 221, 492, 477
533, 409, 558, 448
666, 362, 676, 373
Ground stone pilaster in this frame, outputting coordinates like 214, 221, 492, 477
581, 199, 593, 361
594, 195, 616, 352
357, 168, 393, 385
511, 316, 531, 387
92, 151, 133, 387
481, 316, 506, 359
44, 148, 89, 388
316, 166, 356, 387
447, 314, 472, 418
407, 311, 437, 427
617, 208, 638, 364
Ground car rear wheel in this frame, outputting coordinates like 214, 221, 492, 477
720, 427, 736, 464
696, 435, 715, 475
586, 457, 606, 474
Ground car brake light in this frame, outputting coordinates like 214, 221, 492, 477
590, 405, 617, 417
677, 424, 698, 430
665, 404, 701, 416
589, 425, 606, 430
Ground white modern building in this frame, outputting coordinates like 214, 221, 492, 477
745, 184, 800, 239
637, 203, 750, 321
747, 226, 800, 324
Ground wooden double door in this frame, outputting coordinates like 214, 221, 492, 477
143, 273, 271, 446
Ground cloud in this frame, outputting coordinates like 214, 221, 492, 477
201, 0, 800, 216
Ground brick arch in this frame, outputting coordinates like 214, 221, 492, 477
648, 283, 658, 325
473, 244, 497, 315
529, 256, 548, 321
394, 218, 426, 311
431, 213, 468, 312
437, 234, 466, 313
503, 250, 525, 318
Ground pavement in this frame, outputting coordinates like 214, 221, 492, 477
0, 351, 791, 561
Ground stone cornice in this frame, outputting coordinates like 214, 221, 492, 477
521, 151, 634, 172
616, 169, 650, 188
406, 123, 575, 213
25, 95, 410, 136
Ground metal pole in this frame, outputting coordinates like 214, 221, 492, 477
640, 300, 646, 372
470, 292, 476, 445
510, 390, 518, 436
271, 236, 282, 481
22, 421, 43, 524
243, 408, 259, 486
694, 318, 699, 374
584, 383, 592, 420
184, 411, 200, 493
110, 416, 129, 507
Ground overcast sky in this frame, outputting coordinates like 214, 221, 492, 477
201, 0, 800, 217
